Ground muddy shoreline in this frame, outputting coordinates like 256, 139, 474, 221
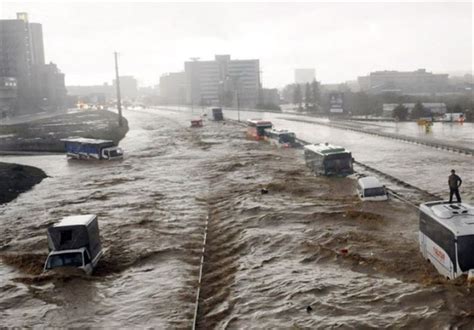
0, 110, 129, 152
0, 162, 47, 205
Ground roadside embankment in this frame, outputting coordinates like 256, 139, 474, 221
0, 162, 47, 204
0, 110, 128, 153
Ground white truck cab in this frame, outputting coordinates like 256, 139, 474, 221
357, 176, 388, 201
101, 146, 124, 160
44, 247, 95, 275
44, 214, 103, 275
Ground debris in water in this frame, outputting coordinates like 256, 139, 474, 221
261, 188, 269, 194
306, 305, 312, 313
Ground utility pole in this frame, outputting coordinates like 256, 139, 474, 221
236, 88, 240, 122
114, 52, 123, 127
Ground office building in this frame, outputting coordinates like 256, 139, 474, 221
159, 72, 186, 104
185, 55, 260, 107
295, 69, 316, 84
0, 13, 66, 114
358, 69, 449, 95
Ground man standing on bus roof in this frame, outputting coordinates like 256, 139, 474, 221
448, 169, 462, 203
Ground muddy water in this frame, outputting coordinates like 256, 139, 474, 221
1, 108, 474, 328
218, 109, 473, 201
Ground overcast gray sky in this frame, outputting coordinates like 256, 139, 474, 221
1, 1, 472, 88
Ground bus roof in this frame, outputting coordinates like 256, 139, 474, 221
54, 214, 97, 227
265, 128, 294, 135
247, 119, 272, 127
420, 201, 474, 236
358, 176, 383, 189
61, 138, 114, 145
304, 143, 349, 155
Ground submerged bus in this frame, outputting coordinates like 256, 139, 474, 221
304, 143, 353, 176
247, 119, 272, 140
419, 201, 474, 280
264, 128, 298, 148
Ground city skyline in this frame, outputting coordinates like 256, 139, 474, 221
1, 2, 472, 88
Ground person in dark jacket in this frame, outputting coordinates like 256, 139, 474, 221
448, 169, 462, 203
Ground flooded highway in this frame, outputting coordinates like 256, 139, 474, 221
1, 108, 473, 328
218, 108, 473, 201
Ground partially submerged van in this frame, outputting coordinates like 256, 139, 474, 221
44, 214, 103, 275
357, 176, 388, 201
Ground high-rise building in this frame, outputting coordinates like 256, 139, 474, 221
185, 55, 260, 107
0, 13, 66, 114
295, 68, 316, 84
357, 69, 450, 94
160, 72, 186, 104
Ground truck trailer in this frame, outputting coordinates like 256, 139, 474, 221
61, 138, 123, 160
44, 214, 103, 275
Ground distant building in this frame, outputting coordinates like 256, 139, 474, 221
32, 62, 67, 110
0, 12, 66, 114
113, 76, 138, 100
383, 103, 447, 117
159, 72, 186, 104
358, 69, 449, 95
259, 88, 280, 106
185, 55, 260, 107
67, 83, 115, 104
295, 69, 315, 84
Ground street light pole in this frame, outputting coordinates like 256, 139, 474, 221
114, 51, 123, 127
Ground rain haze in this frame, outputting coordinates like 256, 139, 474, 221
1, 1, 473, 86
1, 1, 474, 329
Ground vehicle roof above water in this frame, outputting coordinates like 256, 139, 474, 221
304, 143, 350, 155
265, 128, 295, 135
54, 214, 97, 227
247, 119, 272, 127
61, 137, 114, 145
358, 176, 384, 189
420, 201, 474, 236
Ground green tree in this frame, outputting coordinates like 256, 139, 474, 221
293, 84, 303, 110
311, 80, 320, 111
304, 83, 311, 110
411, 101, 427, 119
392, 104, 408, 121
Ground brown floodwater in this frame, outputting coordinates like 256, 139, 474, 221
0, 108, 473, 328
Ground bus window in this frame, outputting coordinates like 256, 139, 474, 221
457, 235, 474, 272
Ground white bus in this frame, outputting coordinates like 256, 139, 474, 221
419, 201, 474, 280
304, 143, 353, 176
357, 176, 388, 201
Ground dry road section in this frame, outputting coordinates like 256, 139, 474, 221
0, 109, 473, 328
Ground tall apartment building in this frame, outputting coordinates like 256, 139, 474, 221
295, 68, 315, 84
160, 72, 186, 104
185, 55, 260, 107
357, 69, 450, 95
0, 12, 66, 114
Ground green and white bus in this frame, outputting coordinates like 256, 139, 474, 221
303, 143, 353, 176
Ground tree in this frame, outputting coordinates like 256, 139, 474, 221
392, 104, 408, 121
411, 101, 427, 119
311, 80, 321, 111
304, 83, 311, 110
293, 84, 302, 110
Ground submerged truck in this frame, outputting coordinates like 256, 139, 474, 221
61, 138, 123, 160
44, 214, 103, 275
